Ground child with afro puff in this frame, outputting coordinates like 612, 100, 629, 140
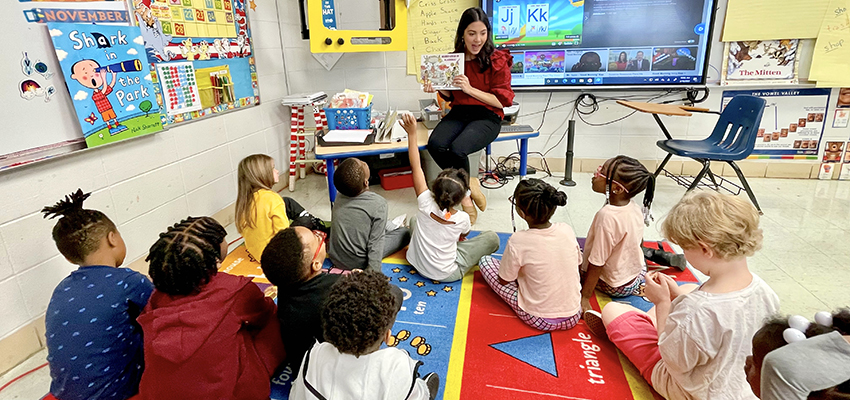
290, 270, 439, 400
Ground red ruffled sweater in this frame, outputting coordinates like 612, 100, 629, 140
440, 49, 515, 119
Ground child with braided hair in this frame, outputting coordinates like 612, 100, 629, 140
479, 178, 583, 331
137, 217, 284, 400
579, 155, 682, 314
42, 189, 153, 400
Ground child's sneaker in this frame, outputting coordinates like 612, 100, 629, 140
424, 372, 440, 400
583, 310, 608, 339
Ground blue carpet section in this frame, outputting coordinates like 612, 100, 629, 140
490, 333, 558, 377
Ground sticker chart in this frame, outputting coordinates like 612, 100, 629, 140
157, 62, 202, 115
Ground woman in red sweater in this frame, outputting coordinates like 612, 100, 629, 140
424, 7, 515, 223
137, 217, 285, 400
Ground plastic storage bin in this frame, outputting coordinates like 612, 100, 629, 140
325, 104, 373, 130
379, 167, 414, 190
419, 99, 443, 129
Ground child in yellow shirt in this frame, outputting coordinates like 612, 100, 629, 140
236, 154, 326, 261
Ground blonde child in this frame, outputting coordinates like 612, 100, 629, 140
42, 189, 153, 400
479, 178, 583, 331
580, 155, 657, 314
584, 191, 780, 400
236, 154, 325, 261
400, 113, 499, 282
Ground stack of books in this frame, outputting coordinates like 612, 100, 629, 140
281, 92, 327, 105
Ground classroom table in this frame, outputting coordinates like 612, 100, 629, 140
617, 100, 712, 140
315, 123, 539, 204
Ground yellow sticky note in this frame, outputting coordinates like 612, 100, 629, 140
810, 0, 850, 82
723, 0, 831, 41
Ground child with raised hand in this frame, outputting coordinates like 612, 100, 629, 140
479, 178, 583, 331
580, 155, 668, 314
329, 157, 411, 271
42, 189, 153, 400
745, 309, 850, 400
236, 154, 326, 261
400, 113, 499, 282
290, 270, 440, 400
261, 226, 339, 374
584, 191, 780, 400
137, 217, 284, 400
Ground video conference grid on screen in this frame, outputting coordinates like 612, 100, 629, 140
482, 0, 716, 88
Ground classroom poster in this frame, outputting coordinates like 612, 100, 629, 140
721, 40, 799, 85
49, 23, 163, 147
722, 89, 830, 157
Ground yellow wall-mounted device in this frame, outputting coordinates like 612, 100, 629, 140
308, 0, 407, 53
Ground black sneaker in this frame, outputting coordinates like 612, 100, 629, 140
583, 310, 608, 339
424, 372, 440, 400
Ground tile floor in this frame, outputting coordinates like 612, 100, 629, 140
2, 172, 848, 399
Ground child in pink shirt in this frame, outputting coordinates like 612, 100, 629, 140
580, 156, 657, 314
479, 178, 583, 331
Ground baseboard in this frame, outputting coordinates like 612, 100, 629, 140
527, 157, 820, 179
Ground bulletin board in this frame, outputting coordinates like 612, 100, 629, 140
1, 0, 259, 170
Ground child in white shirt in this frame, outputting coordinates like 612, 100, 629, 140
290, 271, 439, 400
400, 113, 499, 282
479, 178, 583, 331
585, 191, 780, 400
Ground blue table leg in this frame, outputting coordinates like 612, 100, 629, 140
519, 139, 528, 177
326, 159, 337, 204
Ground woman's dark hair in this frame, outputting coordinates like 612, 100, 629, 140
514, 178, 567, 225
432, 168, 469, 211
260, 227, 312, 288
334, 158, 368, 197
618, 52, 628, 63
605, 155, 655, 211
453, 7, 495, 71
752, 309, 850, 400
42, 189, 117, 264
322, 270, 398, 356
146, 216, 227, 296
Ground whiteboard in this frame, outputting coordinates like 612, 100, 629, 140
0, 2, 87, 159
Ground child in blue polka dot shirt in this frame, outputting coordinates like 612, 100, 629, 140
42, 189, 153, 400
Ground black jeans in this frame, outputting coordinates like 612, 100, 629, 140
427, 105, 501, 174
283, 197, 330, 234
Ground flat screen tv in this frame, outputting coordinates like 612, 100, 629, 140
481, 0, 717, 89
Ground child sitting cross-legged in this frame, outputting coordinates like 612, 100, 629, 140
137, 217, 285, 400
399, 113, 499, 283
580, 155, 685, 315
584, 191, 780, 400
479, 178, 584, 331
329, 157, 411, 271
261, 226, 339, 375
291, 270, 440, 400
42, 190, 154, 400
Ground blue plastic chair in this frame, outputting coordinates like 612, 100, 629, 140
655, 95, 766, 213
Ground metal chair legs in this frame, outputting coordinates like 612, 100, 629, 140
726, 161, 763, 214
655, 153, 672, 177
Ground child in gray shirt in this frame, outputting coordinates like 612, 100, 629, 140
329, 158, 411, 271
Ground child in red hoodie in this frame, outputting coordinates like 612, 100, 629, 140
137, 217, 285, 400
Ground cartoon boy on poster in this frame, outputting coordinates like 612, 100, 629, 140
71, 60, 127, 135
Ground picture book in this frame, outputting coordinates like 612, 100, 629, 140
420, 53, 464, 91
722, 40, 799, 85
48, 23, 163, 148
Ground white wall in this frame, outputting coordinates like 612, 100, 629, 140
280, 0, 846, 167
0, 1, 290, 341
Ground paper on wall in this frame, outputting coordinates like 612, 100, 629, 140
406, 0, 478, 75
809, 0, 850, 85
722, 0, 831, 41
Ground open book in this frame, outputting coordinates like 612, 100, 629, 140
420, 54, 464, 91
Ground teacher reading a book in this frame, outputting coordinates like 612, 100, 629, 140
423, 7, 515, 223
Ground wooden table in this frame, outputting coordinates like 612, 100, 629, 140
617, 100, 711, 140
315, 123, 539, 204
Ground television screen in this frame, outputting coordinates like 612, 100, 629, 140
481, 0, 717, 89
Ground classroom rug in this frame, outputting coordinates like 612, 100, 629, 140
221, 233, 700, 400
